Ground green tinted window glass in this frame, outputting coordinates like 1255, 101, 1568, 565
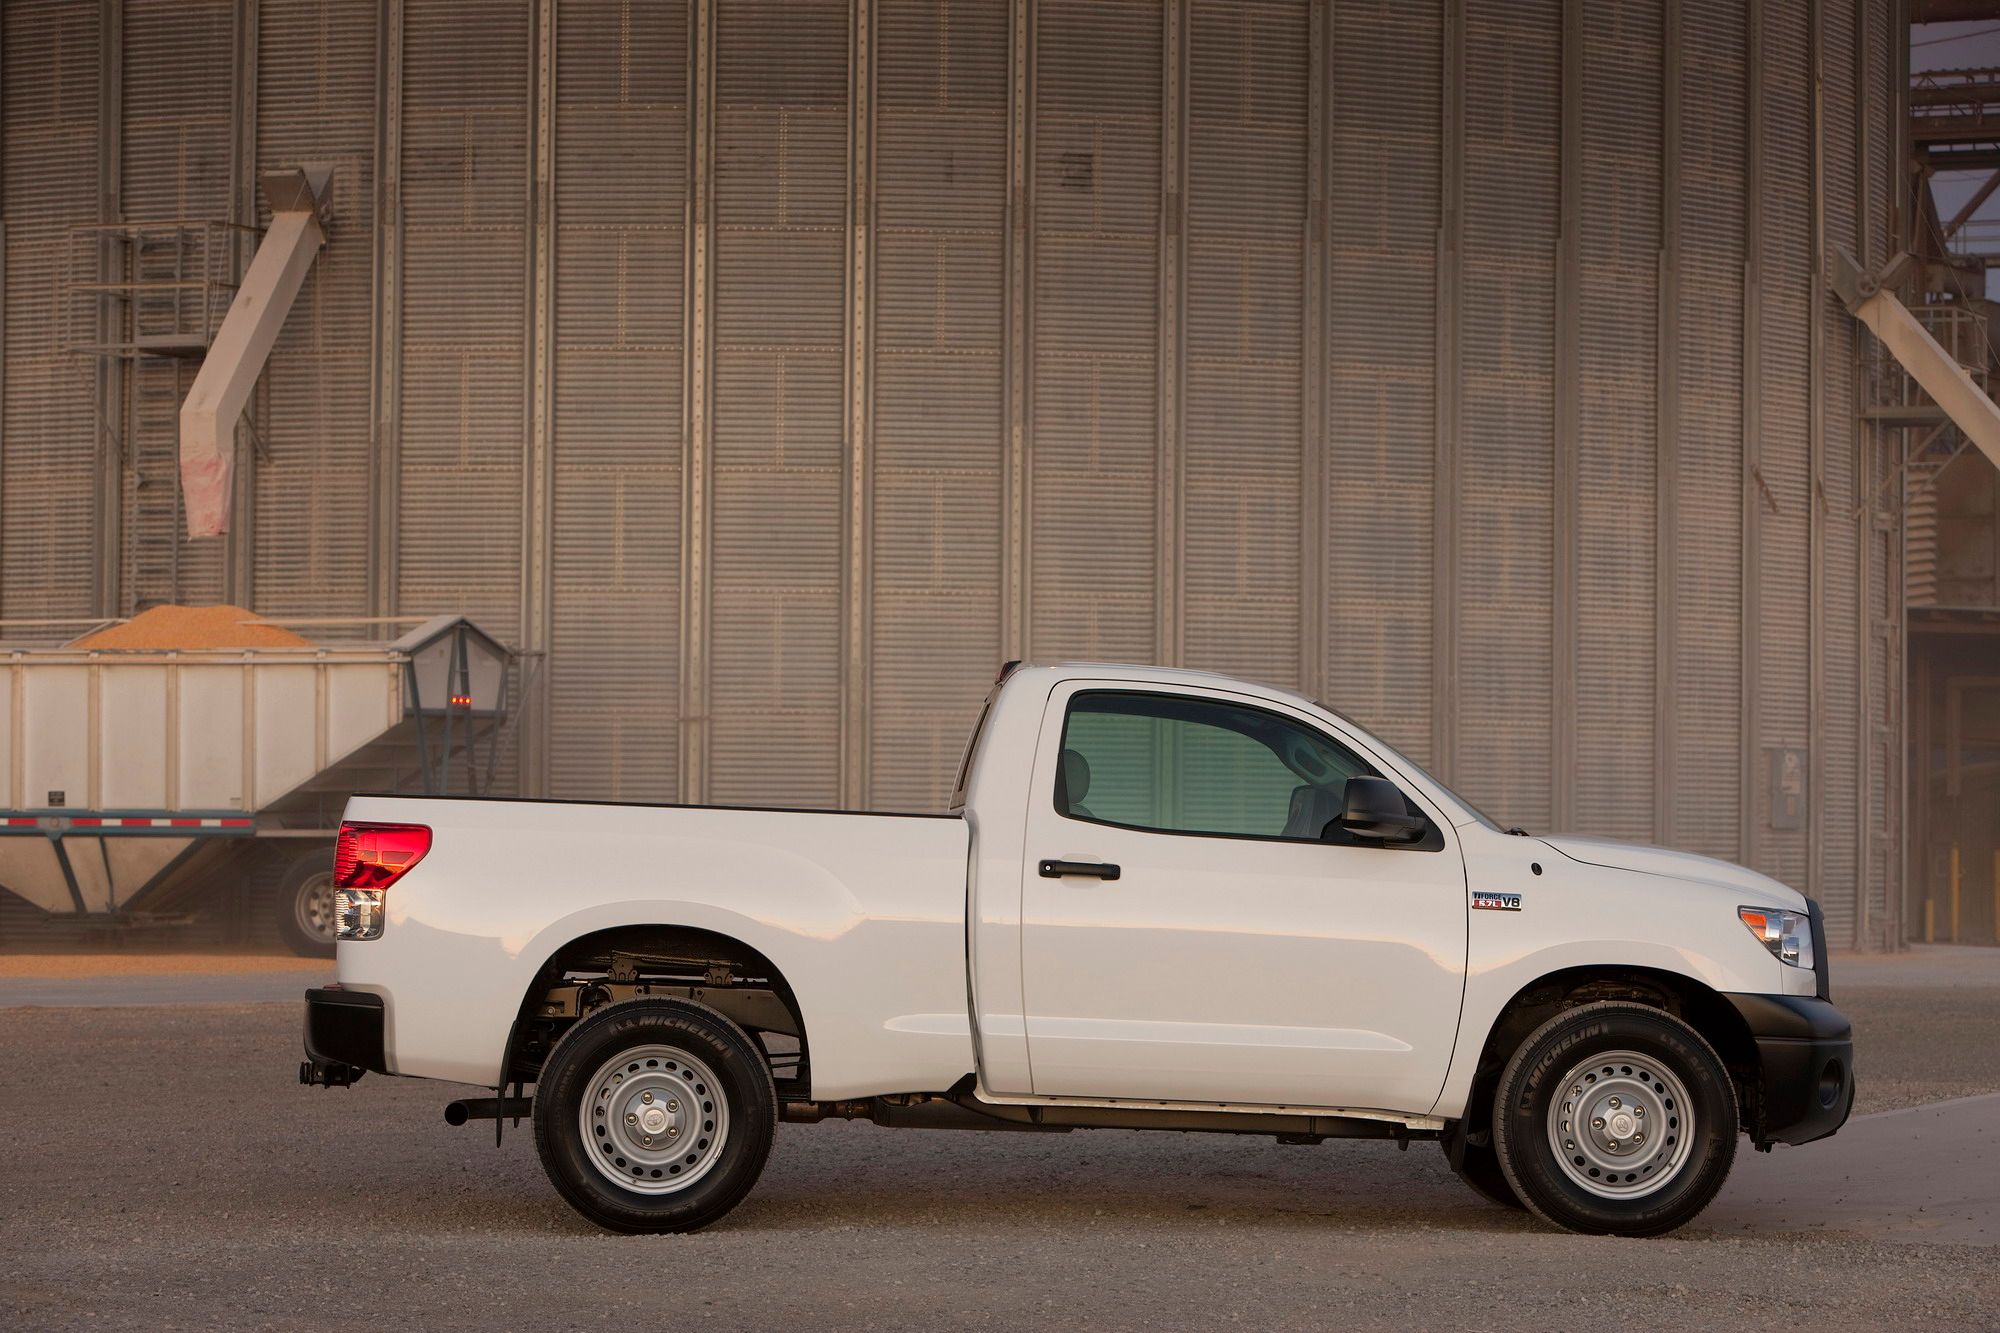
1056, 691, 1372, 840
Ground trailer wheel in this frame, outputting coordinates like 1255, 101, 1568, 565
1491, 1001, 1737, 1237
275, 851, 337, 958
533, 997, 776, 1234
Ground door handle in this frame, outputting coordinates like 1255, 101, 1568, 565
1038, 858, 1121, 881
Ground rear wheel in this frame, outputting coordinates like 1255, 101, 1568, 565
274, 851, 336, 958
1491, 1001, 1737, 1237
533, 998, 776, 1234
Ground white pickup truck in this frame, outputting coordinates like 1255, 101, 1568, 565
302, 662, 1853, 1237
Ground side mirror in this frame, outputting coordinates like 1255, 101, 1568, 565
1337, 775, 1427, 842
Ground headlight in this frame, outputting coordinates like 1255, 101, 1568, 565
1739, 906, 1815, 970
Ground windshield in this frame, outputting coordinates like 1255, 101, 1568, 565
1316, 703, 1502, 830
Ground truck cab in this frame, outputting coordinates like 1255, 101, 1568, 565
303, 661, 1854, 1238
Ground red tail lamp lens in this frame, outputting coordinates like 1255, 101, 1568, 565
333, 822, 432, 890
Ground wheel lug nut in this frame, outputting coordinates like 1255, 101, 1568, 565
641, 1091, 653, 1104
642, 1135, 652, 1146
669, 1127, 680, 1138
626, 1113, 637, 1125
1592, 1117, 1605, 1129
1634, 1107, 1644, 1118
1633, 1133, 1644, 1144
668, 1099, 679, 1112
1608, 1097, 1621, 1109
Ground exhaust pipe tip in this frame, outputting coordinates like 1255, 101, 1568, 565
444, 1100, 471, 1126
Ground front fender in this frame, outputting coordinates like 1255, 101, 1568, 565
1432, 826, 1787, 1119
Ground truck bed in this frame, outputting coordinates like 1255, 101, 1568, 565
336, 794, 976, 1098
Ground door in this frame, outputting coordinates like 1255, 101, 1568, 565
1020, 683, 1468, 1114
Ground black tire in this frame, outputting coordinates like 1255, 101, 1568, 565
1445, 1138, 1525, 1210
533, 998, 776, 1234
1491, 1001, 1737, 1237
274, 850, 337, 958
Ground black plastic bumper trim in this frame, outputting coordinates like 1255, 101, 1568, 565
1726, 993, 1855, 1147
303, 987, 388, 1079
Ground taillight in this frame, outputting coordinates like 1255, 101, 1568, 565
333, 822, 430, 941
334, 822, 431, 889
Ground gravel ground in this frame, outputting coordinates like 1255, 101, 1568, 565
2, 955, 1997, 1333
1835, 946, 2000, 1113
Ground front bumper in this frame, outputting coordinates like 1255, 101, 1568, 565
1726, 993, 1855, 1147
300, 986, 388, 1087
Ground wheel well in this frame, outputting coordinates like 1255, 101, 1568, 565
505, 924, 811, 1095
1460, 967, 1760, 1143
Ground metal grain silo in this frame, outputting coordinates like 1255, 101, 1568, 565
0, 0, 1906, 945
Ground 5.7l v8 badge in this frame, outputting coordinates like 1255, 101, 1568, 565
1471, 891, 1523, 912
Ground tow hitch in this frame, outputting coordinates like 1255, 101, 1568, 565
299, 1058, 364, 1088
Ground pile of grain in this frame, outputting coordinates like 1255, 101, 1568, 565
70, 604, 313, 650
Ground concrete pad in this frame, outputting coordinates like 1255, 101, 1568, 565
1703, 1093, 2000, 1245
0, 968, 328, 1007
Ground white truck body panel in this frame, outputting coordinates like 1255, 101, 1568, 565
337, 796, 974, 1098
1011, 676, 1468, 1113
342, 663, 1809, 1120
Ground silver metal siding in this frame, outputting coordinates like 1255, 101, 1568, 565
1755, 0, 1812, 889
1183, 0, 1306, 687
1573, 0, 1660, 842
869, 0, 1008, 809
394, 0, 529, 656
119, 0, 233, 610
1029, 0, 1161, 663
1671, 0, 1746, 862
547, 0, 688, 800
1325, 0, 1438, 764
252, 0, 377, 625
1, 0, 100, 619
1457, 0, 1557, 831
708, 0, 848, 805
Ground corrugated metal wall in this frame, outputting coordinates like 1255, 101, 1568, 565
0, 0, 1906, 944
251, 0, 377, 624
118, 0, 234, 610
1, 0, 101, 619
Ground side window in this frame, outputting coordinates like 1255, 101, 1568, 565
1056, 691, 1375, 841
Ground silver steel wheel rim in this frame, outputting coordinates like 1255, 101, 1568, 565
579, 1044, 730, 1195
1545, 1048, 1695, 1200
295, 873, 336, 942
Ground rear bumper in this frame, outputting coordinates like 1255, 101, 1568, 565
1726, 993, 1855, 1147
300, 986, 388, 1086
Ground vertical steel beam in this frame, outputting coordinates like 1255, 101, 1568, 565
95, 0, 125, 619
1656, 0, 1682, 847
226, 0, 260, 608
1002, 0, 1033, 661
1553, 0, 1582, 834
1433, 0, 1464, 780
840, 0, 876, 807
368, 0, 405, 621
679, 0, 715, 802
524, 0, 556, 797
1299, 0, 1330, 702
1807, 0, 1826, 906
1739, 0, 1762, 867
1156, 0, 1187, 668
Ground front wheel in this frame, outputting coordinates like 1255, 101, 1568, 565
533, 998, 776, 1233
1491, 1001, 1738, 1237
